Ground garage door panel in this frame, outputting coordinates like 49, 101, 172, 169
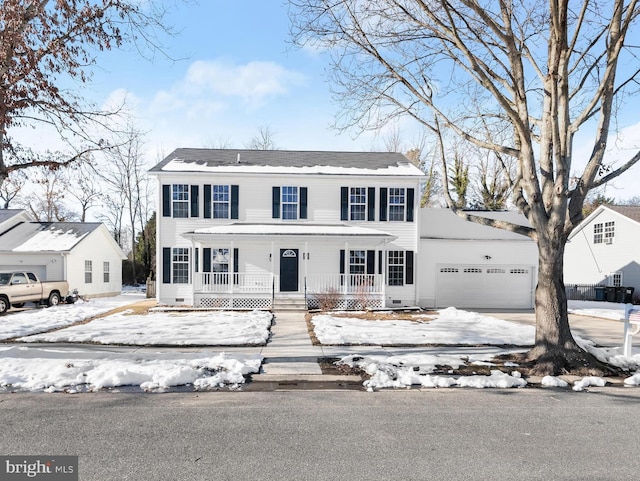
436, 265, 533, 309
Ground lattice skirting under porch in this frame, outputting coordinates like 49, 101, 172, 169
196, 296, 272, 310
306, 296, 384, 310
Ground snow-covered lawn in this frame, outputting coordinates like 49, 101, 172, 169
0, 294, 146, 340
0, 346, 262, 393
21, 310, 273, 346
312, 307, 535, 346
314, 306, 640, 390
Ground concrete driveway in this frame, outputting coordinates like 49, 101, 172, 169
478, 309, 627, 347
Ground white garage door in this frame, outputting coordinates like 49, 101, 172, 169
436, 264, 534, 309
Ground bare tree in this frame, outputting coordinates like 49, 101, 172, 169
449, 150, 470, 209
473, 152, 513, 210
245, 125, 280, 150
22, 165, 78, 222
64, 163, 102, 222
291, 0, 640, 374
0, 170, 25, 208
0, 0, 177, 187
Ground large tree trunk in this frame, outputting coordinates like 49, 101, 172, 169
527, 237, 609, 376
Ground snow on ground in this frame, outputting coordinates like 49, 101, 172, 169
21, 310, 273, 346
0, 294, 146, 340
312, 307, 535, 346
324, 305, 640, 390
568, 300, 627, 320
0, 346, 262, 392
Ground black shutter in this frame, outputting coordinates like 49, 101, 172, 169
233, 248, 239, 284
378, 250, 383, 275
231, 185, 239, 219
300, 187, 308, 219
367, 187, 375, 221
162, 247, 171, 284
190, 185, 199, 218
272, 187, 280, 218
339, 249, 345, 286
406, 188, 415, 222
195, 248, 199, 273
162, 185, 171, 217
406, 251, 414, 285
366, 250, 375, 275
204, 185, 212, 219
340, 187, 348, 221
379, 188, 388, 221
203, 248, 211, 272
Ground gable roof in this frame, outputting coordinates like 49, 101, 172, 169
149, 148, 424, 177
0, 209, 26, 224
0, 222, 103, 253
569, 204, 640, 239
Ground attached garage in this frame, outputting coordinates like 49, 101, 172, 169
435, 264, 534, 309
419, 208, 538, 309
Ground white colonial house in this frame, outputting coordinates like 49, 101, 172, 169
149, 149, 424, 309
419, 208, 538, 309
564, 205, 640, 300
0, 210, 126, 298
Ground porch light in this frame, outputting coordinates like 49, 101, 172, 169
484, 255, 492, 260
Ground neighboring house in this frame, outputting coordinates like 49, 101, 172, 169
564, 205, 640, 297
0, 212, 126, 298
419, 208, 538, 309
149, 149, 424, 309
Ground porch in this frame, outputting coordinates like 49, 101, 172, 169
193, 272, 386, 310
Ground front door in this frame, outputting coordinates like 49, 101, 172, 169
279, 249, 299, 292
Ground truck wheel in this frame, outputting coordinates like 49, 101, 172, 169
0, 297, 8, 314
47, 292, 61, 307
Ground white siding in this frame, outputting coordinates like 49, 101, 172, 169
565, 208, 640, 292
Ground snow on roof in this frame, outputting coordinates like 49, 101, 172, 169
184, 223, 396, 238
0, 222, 101, 252
149, 148, 425, 177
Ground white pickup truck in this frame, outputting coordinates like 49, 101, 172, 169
0, 271, 72, 314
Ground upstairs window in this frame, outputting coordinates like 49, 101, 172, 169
272, 186, 307, 220
350, 188, 367, 221
388, 188, 406, 221
593, 223, 603, 244
604, 221, 615, 243
172, 184, 189, 218
213, 185, 230, 219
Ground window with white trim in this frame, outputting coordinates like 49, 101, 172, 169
349, 250, 366, 275
103, 262, 110, 283
593, 223, 603, 243
213, 185, 230, 219
388, 251, 404, 286
172, 184, 189, 218
172, 248, 189, 284
604, 221, 615, 242
611, 272, 623, 287
388, 188, 405, 221
349, 188, 367, 221
85, 260, 93, 284
282, 186, 299, 220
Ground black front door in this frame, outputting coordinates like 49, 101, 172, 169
279, 249, 299, 292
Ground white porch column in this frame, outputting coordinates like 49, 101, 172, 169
191, 239, 197, 304
230, 240, 235, 294
343, 241, 349, 295
270, 241, 276, 293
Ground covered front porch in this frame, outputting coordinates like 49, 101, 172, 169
183, 223, 396, 310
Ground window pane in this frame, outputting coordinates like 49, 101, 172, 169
172, 248, 189, 284
388, 188, 405, 221
213, 185, 230, 219
350, 187, 366, 221
281, 186, 299, 220
387, 251, 404, 286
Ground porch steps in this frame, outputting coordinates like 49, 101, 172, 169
272, 296, 308, 311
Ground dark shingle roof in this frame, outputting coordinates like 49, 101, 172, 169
0, 209, 26, 223
149, 148, 414, 172
608, 205, 640, 224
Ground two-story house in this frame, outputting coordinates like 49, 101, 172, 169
149, 149, 424, 309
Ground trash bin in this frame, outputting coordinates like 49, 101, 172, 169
615, 286, 625, 303
594, 286, 606, 301
624, 287, 635, 303
606, 286, 617, 302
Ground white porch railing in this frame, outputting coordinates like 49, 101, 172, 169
195, 272, 275, 294
305, 274, 384, 295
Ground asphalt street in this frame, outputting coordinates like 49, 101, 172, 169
2, 389, 640, 481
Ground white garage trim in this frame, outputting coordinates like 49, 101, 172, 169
0, 265, 47, 280
436, 264, 535, 309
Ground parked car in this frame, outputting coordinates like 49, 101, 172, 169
0, 271, 73, 314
